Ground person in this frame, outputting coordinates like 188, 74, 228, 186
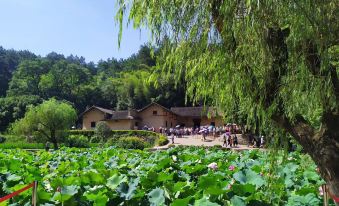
230, 135, 234, 147
222, 133, 227, 147
260, 136, 265, 148
254, 136, 260, 148
171, 132, 175, 144
169, 127, 173, 135
227, 133, 231, 147
202, 129, 207, 141
248, 134, 253, 147
45, 141, 50, 151
234, 134, 238, 147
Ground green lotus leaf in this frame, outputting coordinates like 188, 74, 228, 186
148, 188, 165, 206
194, 197, 220, 206
106, 173, 127, 190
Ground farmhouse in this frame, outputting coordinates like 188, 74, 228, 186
80, 102, 224, 131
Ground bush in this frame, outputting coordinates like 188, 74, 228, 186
65, 135, 89, 148
167, 144, 176, 148
141, 135, 157, 146
67, 130, 95, 137
0, 136, 6, 143
94, 122, 111, 141
156, 135, 169, 146
106, 138, 117, 146
90, 135, 101, 143
116, 137, 148, 150
68, 130, 163, 146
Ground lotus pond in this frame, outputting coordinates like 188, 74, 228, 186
0, 146, 326, 205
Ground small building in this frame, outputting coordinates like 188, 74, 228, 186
80, 102, 224, 131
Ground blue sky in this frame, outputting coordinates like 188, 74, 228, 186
0, 0, 148, 63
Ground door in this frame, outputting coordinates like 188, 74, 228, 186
193, 119, 201, 129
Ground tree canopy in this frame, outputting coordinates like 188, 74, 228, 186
11, 98, 77, 149
116, 0, 339, 197
0, 45, 190, 132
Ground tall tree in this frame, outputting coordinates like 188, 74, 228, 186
0, 95, 42, 131
116, 0, 339, 198
7, 59, 50, 96
11, 98, 77, 149
0, 47, 36, 96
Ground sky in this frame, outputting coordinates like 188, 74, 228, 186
0, 0, 149, 63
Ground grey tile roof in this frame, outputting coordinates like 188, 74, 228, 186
170, 107, 218, 117
93, 106, 114, 114
110, 111, 135, 120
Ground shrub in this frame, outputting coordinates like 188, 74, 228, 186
90, 135, 101, 143
141, 135, 157, 146
167, 144, 176, 148
106, 138, 117, 146
68, 130, 163, 146
94, 122, 111, 141
67, 130, 95, 137
0, 136, 6, 143
156, 135, 169, 146
65, 135, 89, 148
116, 137, 148, 150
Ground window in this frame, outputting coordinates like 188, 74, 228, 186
165, 121, 168, 127
153, 110, 158, 115
90, 121, 96, 128
135, 122, 139, 126
170, 122, 173, 127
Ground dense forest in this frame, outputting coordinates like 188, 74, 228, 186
0, 45, 189, 131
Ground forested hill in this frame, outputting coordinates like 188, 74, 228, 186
0, 45, 189, 131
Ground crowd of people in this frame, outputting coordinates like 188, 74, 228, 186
247, 134, 265, 148
158, 125, 240, 137
157, 125, 242, 145
143, 124, 265, 148
222, 132, 239, 148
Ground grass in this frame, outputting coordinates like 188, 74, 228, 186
0, 142, 44, 149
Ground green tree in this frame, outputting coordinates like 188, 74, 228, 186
11, 98, 77, 149
0, 47, 36, 96
7, 59, 50, 96
0, 95, 42, 131
94, 121, 111, 142
116, 0, 339, 197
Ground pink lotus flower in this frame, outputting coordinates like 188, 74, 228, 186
229, 165, 235, 171
207, 162, 218, 170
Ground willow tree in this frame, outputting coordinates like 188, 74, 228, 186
11, 98, 77, 149
116, 0, 338, 197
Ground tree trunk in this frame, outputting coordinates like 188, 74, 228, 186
312, 121, 339, 205
50, 130, 58, 150
272, 114, 339, 205
306, 136, 339, 205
